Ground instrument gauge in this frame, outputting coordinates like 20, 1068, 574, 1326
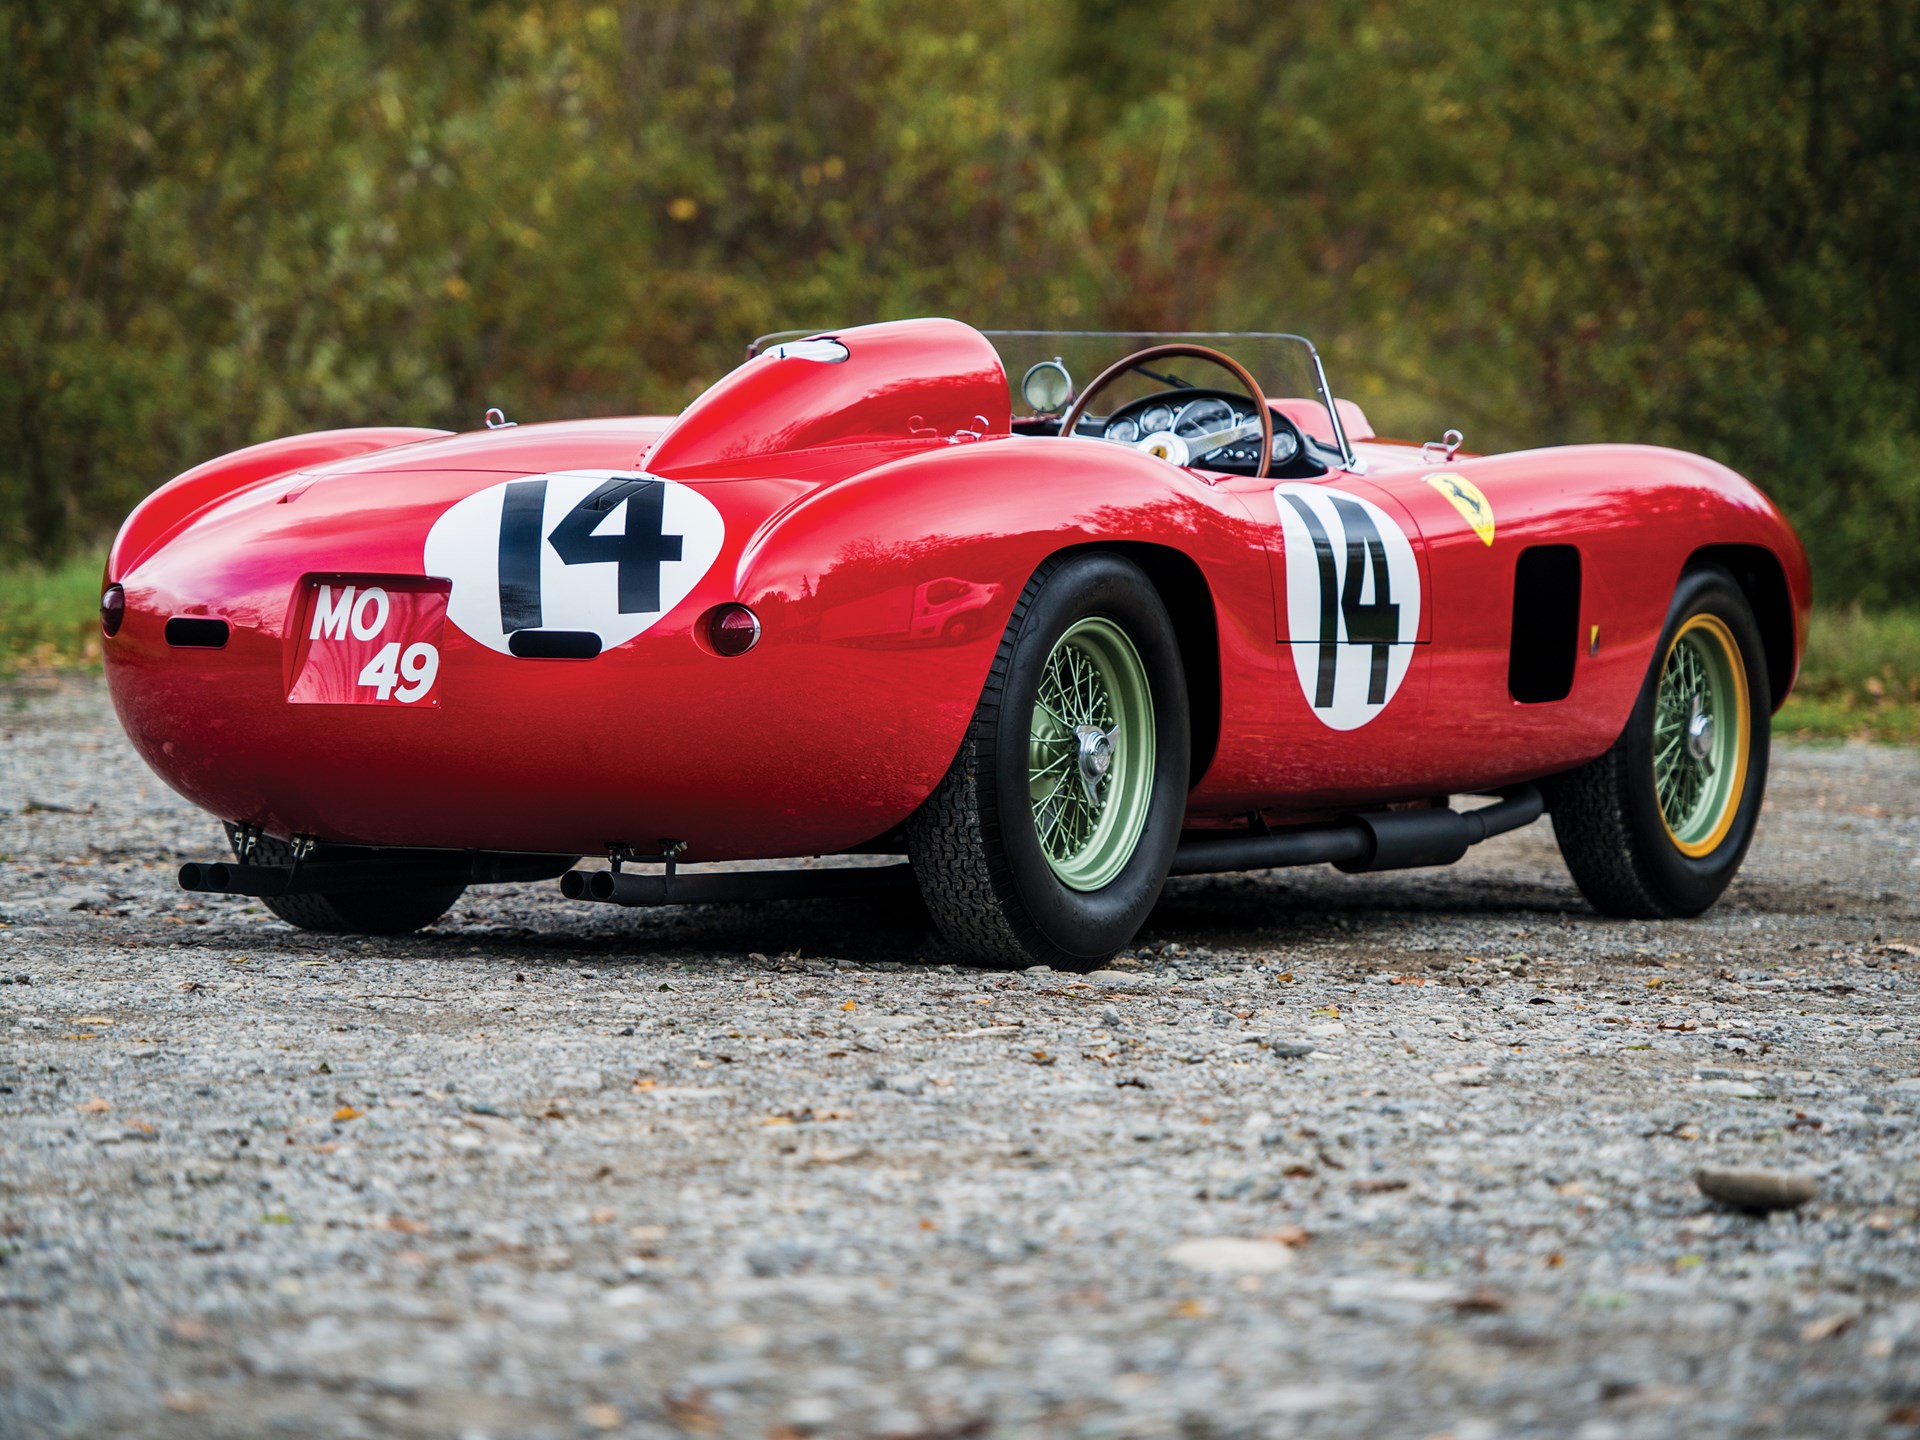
1175, 398, 1236, 436
1138, 404, 1174, 434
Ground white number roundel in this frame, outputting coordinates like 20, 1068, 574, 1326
1274, 482, 1422, 731
424, 471, 724, 657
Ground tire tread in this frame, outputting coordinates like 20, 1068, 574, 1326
906, 558, 1064, 967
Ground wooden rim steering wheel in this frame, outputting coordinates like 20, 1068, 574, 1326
1057, 342, 1276, 479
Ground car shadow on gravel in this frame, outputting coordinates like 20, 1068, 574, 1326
164, 863, 1604, 972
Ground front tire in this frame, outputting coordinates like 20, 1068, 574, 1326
223, 826, 467, 936
1544, 567, 1770, 918
905, 553, 1190, 970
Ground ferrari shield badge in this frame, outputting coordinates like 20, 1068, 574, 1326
1274, 482, 1423, 731
1425, 472, 1496, 546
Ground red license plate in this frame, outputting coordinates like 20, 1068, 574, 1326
288, 580, 448, 707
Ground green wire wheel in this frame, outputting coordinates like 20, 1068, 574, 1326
1544, 567, 1771, 919
905, 552, 1190, 969
1026, 617, 1157, 891
1652, 613, 1750, 857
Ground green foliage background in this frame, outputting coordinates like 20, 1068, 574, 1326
4, 0, 1916, 601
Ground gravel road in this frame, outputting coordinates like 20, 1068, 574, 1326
3, 674, 1918, 1439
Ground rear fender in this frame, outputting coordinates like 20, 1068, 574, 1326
108, 428, 449, 580
731, 438, 1283, 808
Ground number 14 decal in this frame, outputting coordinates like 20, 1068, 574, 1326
497, 477, 682, 634
422, 472, 727, 660
1272, 483, 1424, 732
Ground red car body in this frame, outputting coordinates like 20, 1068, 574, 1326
102, 318, 1809, 869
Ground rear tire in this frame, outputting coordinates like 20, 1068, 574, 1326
1544, 567, 1770, 918
224, 826, 467, 936
905, 553, 1189, 970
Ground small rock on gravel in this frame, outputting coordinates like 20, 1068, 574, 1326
1266, 1038, 1316, 1058
1166, 1237, 1297, 1274
1694, 1166, 1819, 1213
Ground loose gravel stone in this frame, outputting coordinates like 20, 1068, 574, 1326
1695, 1166, 1821, 1213
1165, 1237, 1297, 1274
2, 674, 1917, 1439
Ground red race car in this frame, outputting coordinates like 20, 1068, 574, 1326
100, 319, 1810, 968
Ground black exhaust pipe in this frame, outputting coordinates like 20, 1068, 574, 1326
180, 852, 573, 898
1170, 786, 1543, 878
562, 862, 915, 908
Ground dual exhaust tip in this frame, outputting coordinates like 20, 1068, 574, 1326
558, 869, 621, 902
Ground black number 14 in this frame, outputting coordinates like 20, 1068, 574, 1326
497, 478, 683, 634
1282, 493, 1401, 708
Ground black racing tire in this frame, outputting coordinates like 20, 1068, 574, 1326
1543, 567, 1771, 918
904, 552, 1190, 970
223, 825, 467, 936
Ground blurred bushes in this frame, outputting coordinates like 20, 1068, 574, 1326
3, 0, 1916, 601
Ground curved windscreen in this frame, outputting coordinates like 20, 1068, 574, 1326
746, 326, 1359, 469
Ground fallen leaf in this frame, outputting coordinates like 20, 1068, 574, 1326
384, 1215, 431, 1235
61, 1033, 99, 1041
1451, 1286, 1509, 1313
631, 1077, 656, 1091
840, 999, 857, 1011
803, 1145, 865, 1165
79, 1097, 110, 1114
1351, 1178, 1409, 1194
1262, 1224, 1311, 1248
1801, 1313, 1854, 1342
332, 1106, 364, 1122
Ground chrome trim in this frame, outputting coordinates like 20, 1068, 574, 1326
1305, 344, 1362, 474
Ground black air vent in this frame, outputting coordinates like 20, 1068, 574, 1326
1508, 546, 1581, 703
165, 618, 230, 649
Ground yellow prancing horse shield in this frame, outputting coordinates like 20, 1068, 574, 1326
1425, 473, 1496, 546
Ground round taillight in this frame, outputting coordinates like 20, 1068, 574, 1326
100, 584, 125, 637
708, 604, 761, 657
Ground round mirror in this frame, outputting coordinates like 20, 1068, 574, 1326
1021, 359, 1073, 414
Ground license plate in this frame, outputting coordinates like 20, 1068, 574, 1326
288, 579, 448, 707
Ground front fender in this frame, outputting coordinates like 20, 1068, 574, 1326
108, 428, 449, 580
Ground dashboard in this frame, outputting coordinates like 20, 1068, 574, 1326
1011, 387, 1325, 477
